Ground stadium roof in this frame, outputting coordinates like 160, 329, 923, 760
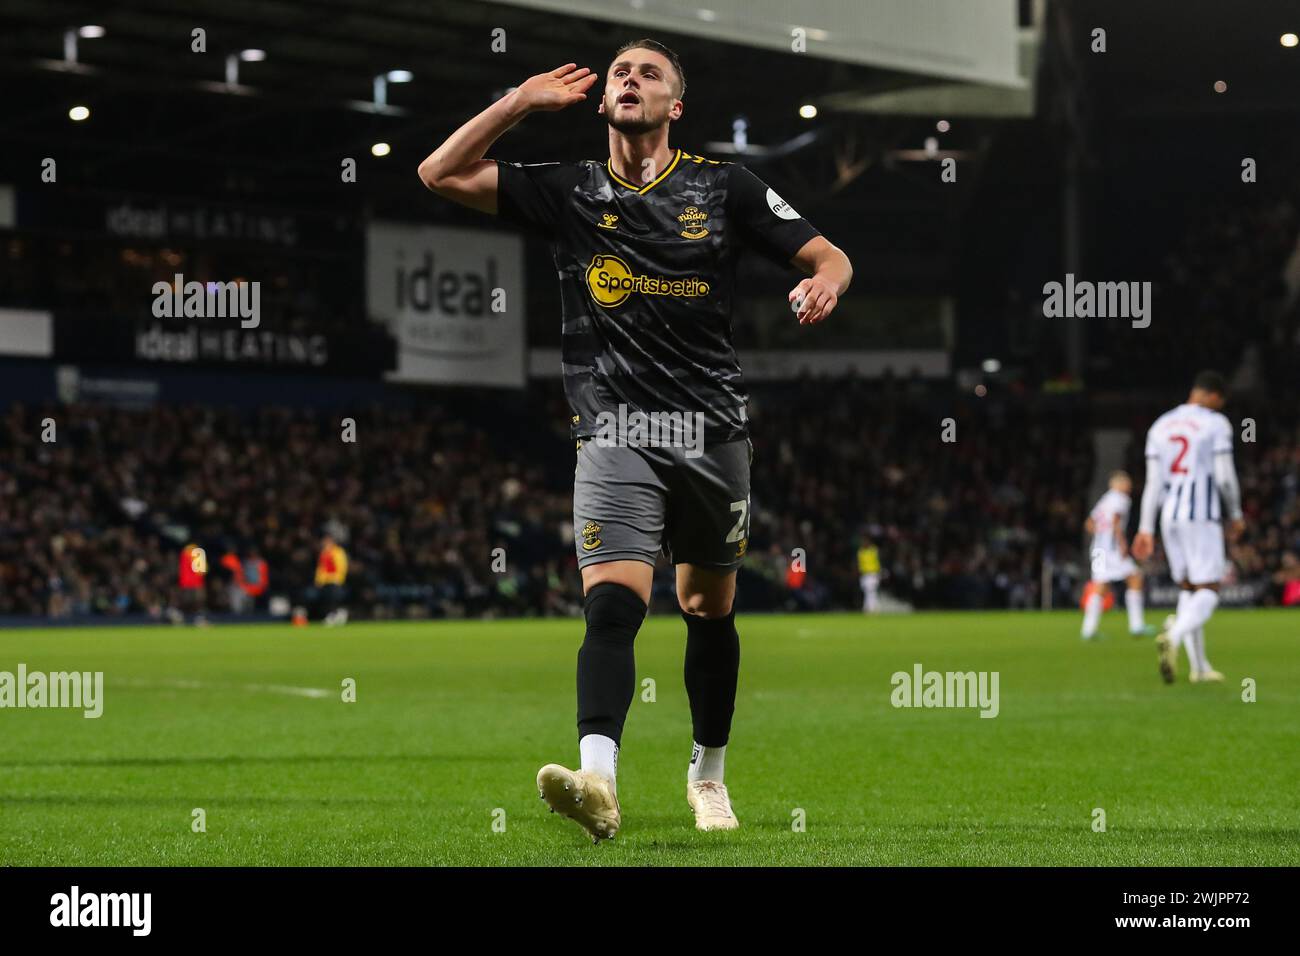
1, 0, 928, 195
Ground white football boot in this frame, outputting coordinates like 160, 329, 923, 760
686, 779, 739, 831
537, 764, 620, 844
1189, 669, 1224, 683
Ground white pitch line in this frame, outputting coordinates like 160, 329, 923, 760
250, 683, 332, 698
117, 678, 331, 698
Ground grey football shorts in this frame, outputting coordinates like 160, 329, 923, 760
573, 436, 753, 571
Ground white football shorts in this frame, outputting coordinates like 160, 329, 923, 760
1160, 519, 1226, 585
1090, 550, 1138, 583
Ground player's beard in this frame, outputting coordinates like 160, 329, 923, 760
605, 99, 661, 135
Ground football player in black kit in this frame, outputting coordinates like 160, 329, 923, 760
419, 39, 852, 842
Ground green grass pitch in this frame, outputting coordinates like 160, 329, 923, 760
1, 610, 1296, 866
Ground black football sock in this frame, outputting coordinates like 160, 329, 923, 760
683, 608, 740, 748
576, 582, 647, 746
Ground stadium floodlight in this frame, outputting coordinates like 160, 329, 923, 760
799, 104, 818, 119
69, 105, 90, 121
221, 50, 265, 88
372, 70, 414, 109
732, 116, 748, 150
371, 142, 392, 157
1282, 33, 1298, 48
64, 26, 105, 64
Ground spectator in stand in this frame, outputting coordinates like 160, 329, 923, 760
1274, 552, 1300, 606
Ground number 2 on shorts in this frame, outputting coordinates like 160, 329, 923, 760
726, 497, 750, 543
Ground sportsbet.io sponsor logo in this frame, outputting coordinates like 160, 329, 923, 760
585, 254, 709, 308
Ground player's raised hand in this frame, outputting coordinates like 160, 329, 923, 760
1131, 531, 1154, 561
512, 64, 598, 113
788, 275, 838, 325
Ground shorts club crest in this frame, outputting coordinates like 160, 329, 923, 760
580, 520, 603, 552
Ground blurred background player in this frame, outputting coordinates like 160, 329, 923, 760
173, 541, 208, 627
222, 546, 269, 616
858, 536, 882, 614
1080, 471, 1154, 639
240, 547, 269, 611
315, 534, 349, 626
1133, 371, 1244, 683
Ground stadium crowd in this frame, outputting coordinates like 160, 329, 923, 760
10, 369, 1292, 621
0, 397, 578, 620
1087, 188, 1300, 390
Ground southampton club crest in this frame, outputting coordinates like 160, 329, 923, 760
677, 204, 709, 240
581, 521, 603, 552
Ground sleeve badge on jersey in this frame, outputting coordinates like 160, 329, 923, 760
766, 187, 800, 220
580, 521, 603, 552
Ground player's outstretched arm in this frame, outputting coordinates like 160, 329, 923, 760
788, 236, 853, 325
417, 63, 597, 214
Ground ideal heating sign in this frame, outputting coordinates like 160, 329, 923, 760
366, 222, 525, 387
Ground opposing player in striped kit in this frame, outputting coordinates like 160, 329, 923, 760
1080, 471, 1156, 639
1132, 372, 1245, 684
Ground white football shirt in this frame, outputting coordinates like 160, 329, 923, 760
1089, 488, 1131, 554
1143, 403, 1234, 525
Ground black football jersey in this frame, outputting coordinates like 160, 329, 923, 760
495, 147, 820, 442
